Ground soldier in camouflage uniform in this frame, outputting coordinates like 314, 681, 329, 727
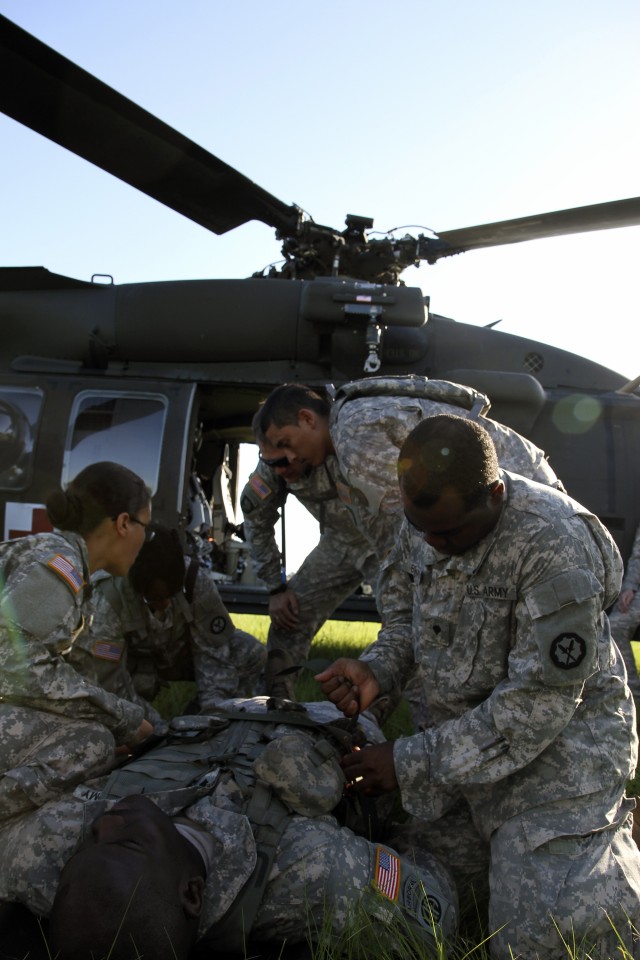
241, 433, 377, 695
609, 520, 640, 704
0, 462, 154, 819
0, 699, 458, 959
258, 376, 562, 724
75, 526, 266, 715
317, 416, 640, 959
258, 376, 562, 568
65, 571, 168, 732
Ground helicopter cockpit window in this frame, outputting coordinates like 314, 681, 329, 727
62, 392, 167, 494
0, 388, 43, 490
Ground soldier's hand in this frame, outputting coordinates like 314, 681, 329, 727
315, 657, 380, 716
618, 589, 636, 614
269, 589, 299, 630
341, 742, 398, 796
116, 719, 155, 755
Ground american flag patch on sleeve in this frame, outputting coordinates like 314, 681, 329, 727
46, 554, 85, 593
374, 846, 400, 901
250, 474, 273, 499
92, 640, 124, 662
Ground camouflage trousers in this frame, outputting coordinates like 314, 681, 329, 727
0, 704, 115, 820
251, 815, 458, 951
400, 795, 640, 959
266, 538, 375, 683
490, 804, 640, 959
610, 601, 640, 704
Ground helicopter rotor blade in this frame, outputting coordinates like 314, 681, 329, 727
0, 14, 300, 237
433, 197, 640, 258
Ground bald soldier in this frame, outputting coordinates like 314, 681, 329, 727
317, 415, 640, 959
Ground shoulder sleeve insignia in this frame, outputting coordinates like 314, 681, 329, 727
46, 553, 85, 594
374, 846, 401, 901
92, 640, 124, 662
250, 474, 273, 499
549, 633, 587, 669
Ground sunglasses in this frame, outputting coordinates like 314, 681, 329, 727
259, 453, 290, 469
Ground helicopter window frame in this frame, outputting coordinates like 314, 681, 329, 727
62, 390, 168, 494
0, 386, 44, 491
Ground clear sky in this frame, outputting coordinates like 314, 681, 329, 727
2, 1, 639, 570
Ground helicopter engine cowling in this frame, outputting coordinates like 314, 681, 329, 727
1, 275, 426, 374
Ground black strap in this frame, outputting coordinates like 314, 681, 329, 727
213, 706, 361, 753
184, 556, 200, 604
194, 781, 291, 956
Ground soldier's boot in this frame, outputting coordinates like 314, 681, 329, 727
264, 648, 297, 700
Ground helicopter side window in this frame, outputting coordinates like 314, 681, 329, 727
62, 392, 167, 494
0, 388, 43, 490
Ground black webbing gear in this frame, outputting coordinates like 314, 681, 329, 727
193, 779, 291, 957
184, 555, 200, 604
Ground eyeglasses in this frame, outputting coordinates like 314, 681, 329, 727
130, 516, 155, 541
259, 453, 290, 469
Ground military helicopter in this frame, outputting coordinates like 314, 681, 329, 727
1, 12, 639, 616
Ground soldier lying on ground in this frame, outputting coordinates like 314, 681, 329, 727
70, 525, 266, 724
0, 698, 458, 960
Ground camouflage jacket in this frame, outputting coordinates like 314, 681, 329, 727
240, 457, 375, 590
365, 472, 635, 841
80, 561, 251, 708
622, 523, 640, 592
65, 573, 164, 729
0, 531, 143, 742
328, 375, 561, 563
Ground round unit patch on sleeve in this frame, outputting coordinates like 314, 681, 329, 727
525, 571, 600, 684
403, 874, 442, 925
210, 616, 227, 634
549, 633, 587, 670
